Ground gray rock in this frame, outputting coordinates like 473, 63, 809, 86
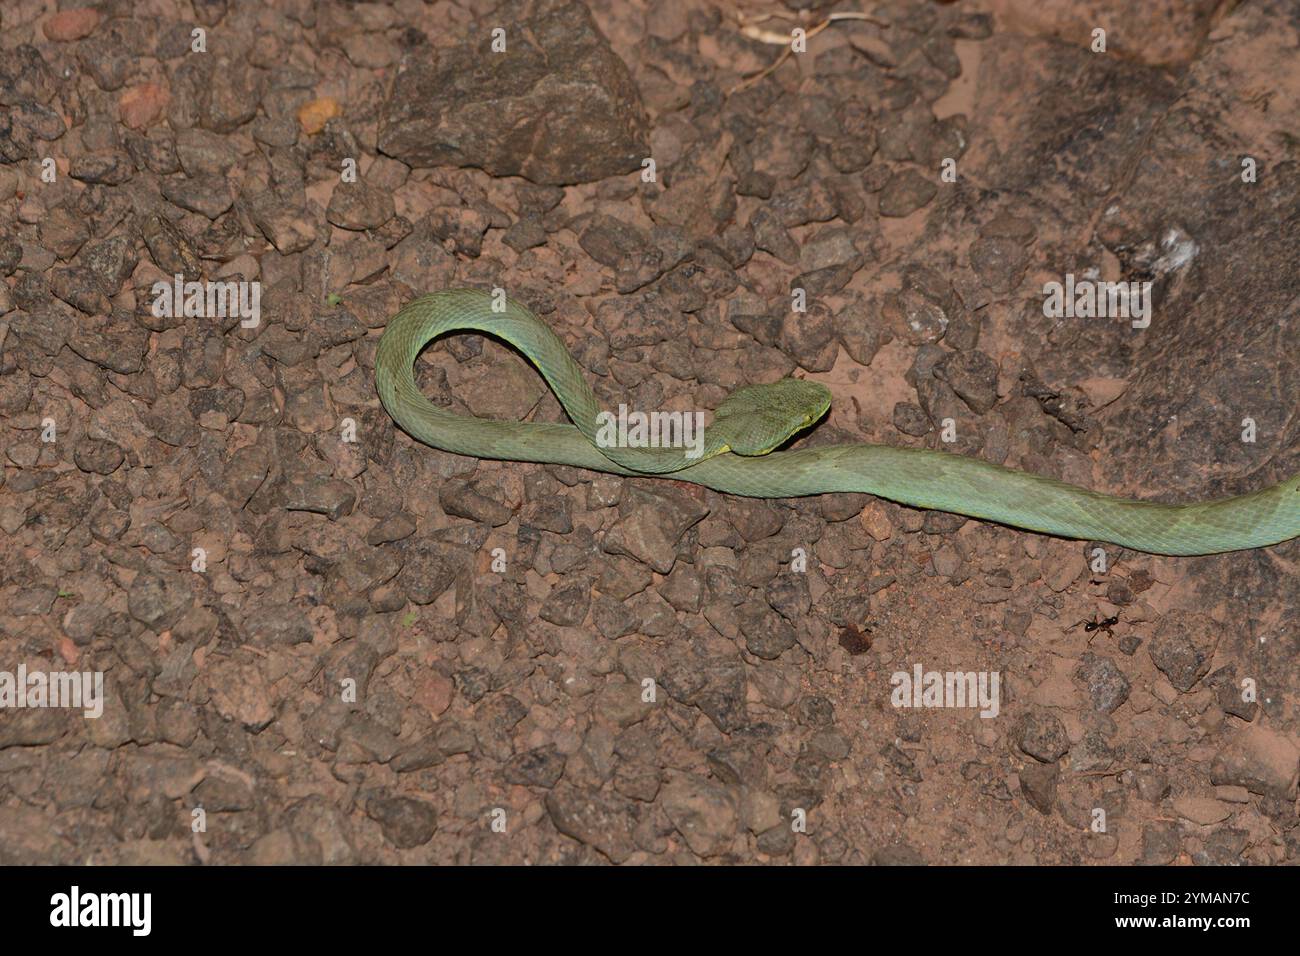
801, 225, 862, 273
1070, 731, 1117, 774
892, 400, 932, 436
174, 127, 239, 177
326, 182, 395, 231
1193, 827, 1249, 866
887, 287, 949, 346
538, 578, 591, 627
72, 437, 125, 475
162, 174, 234, 219
1135, 769, 1170, 803
193, 773, 255, 812
503, 216, 547, 252
834, 294, 886, 366
503, 746, 566, 788
251, 116, 298, 148
798, 695, 837, 729
51, 266, 111, 314
11, 587, 57, 616
694, 660, 749, 733
878, 169, 937, 217
1148, 611, 1215, 692
660, 773, 739, 858
1019, 761, 1058, 815
331, 548, 402, 595
1017, 710, 1070, 762
545, 784, 638, 863
366, 512, 417, 546
126, 572, 193, 630
0, 708, 71, 749
392, 738, 447, 773
453, 667, 492, 705
1209, 724, 1300, 797
0, 806, 75, 864
756, 823, 796, 856
739, 603, 797, 660
439, 480, 512, 526
591, 595, 638, 639
69, 150, 134, 185
245, 829, 323, 865
968, 235, 1029, 294
779, 301, 838, 372
338, 714, 401, 763
203, 57, 261, 133
808, 730, 852, 761
247, 604, 314, 646
765, 572, 811, 621
602, 485, 708, 573
613, 762, 662, 802
579, 214, 652, 269
365, 793, 437, 849
378, 0, 648, 185
594, 556, 652, 601
1216, 679, 1259, 722
936, 349, 999, 414
872, 843, 927, 865
1075, 655, 1132, 714
592, 679, 652, 729
39, 204, 89, 260
726, 499, 785, 542
658, 565, 702, 612
1140, 823, 1180, 865
398, 537, 464, 605
245, 188, 316, 254
282, 477, 356, 520
749, 208, 797, 266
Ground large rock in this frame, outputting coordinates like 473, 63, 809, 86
660, 773, 739, 858
545, 784, 637, 862
601, 483, 709, 574
1209, 724, 1300, 798
378, 0, 648, 185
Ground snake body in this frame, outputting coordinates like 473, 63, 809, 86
376, 290, 1300, 556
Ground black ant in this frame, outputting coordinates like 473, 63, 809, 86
1072, 613, 1120, 644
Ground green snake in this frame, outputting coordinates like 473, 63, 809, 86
375, 289, 1300, 556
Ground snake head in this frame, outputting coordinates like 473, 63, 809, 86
712, 377, 833, 456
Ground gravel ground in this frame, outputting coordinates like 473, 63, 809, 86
1, 0, 1298, 865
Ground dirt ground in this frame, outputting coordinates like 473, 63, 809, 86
1, 0, 1298, 865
